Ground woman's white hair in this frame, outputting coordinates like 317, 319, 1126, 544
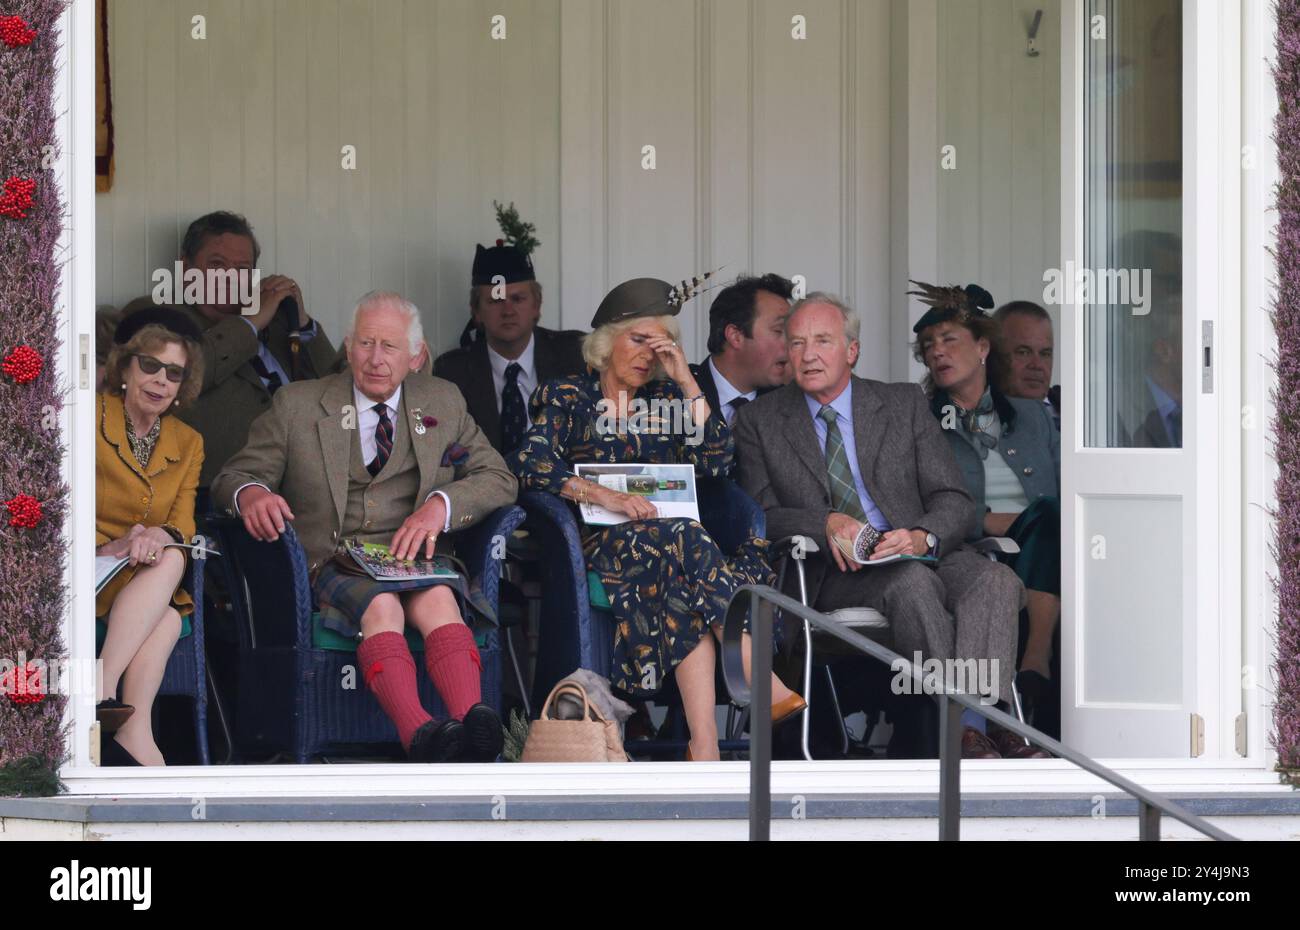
582, 315, 683, 375
346, 290, 425, 354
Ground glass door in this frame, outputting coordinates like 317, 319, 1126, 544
1060, 0, 1222, 757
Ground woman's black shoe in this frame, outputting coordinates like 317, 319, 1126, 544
96, 699, 135, 734
461, 704, 505, 762
101, 736, 143, 767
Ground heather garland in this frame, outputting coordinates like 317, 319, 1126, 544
1274, 0, 1300, 781
0, 0, 69, 793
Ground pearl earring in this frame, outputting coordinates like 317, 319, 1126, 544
121, 383, 127, 390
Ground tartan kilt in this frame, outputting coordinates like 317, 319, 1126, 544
313, 559, 471, 640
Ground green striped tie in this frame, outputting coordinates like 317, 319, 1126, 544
819, 405, 868, 522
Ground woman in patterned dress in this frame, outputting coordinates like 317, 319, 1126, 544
508, 278, 804, 761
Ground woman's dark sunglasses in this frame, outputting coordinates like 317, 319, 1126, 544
133, 353, 187, 383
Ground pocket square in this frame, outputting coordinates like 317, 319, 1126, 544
441, 442, 470, 467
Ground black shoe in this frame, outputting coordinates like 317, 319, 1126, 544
461, 703, 504, 762
408, 719, 464, 763
101, 736, 143, 767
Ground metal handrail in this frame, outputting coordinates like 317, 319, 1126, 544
719, 584, 1237, 842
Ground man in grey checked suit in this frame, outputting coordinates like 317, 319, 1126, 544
733, 293, 1023, 758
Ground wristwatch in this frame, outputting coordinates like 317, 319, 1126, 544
924, 531, 938, 556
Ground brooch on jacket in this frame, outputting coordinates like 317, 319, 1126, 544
441, 442, 469, 467
410, 409, 437, 436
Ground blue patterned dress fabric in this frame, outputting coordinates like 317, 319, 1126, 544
508, 372, 774, 697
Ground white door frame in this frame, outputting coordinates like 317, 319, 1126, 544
54, 0, 1279, 793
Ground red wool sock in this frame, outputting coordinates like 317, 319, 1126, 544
424, 623, 482, 720
357, 631, 432, 751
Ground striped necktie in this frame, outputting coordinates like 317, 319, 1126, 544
368, 403, 393, 477
818, 405, 867, 522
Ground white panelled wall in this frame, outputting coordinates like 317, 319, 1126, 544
936, 0, 1062, 339
96, 0, 1060, 370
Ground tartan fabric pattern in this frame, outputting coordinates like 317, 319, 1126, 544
818, 405, 867, 522
313, 559, 467, 639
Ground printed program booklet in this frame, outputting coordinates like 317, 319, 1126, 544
832, 523, 938, 566
95, 540, 222, 594
574, 462, 699, 526
344, 540, 459, 582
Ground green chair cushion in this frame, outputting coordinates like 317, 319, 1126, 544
587, 570, 611, 611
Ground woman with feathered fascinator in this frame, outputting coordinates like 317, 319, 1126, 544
504, 268, 806, 760
912, 278, 1061, 754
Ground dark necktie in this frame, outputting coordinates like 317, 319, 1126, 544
818, 405, 867, 522
1167, 407, 1182, 447
726, 395, 749, 425
368, 403, 393, 477
249, 355, 283, 395
501, 362, 527, 453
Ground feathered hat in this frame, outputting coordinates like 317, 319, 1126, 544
908, 280, 996, 334
590, 270, 721, 329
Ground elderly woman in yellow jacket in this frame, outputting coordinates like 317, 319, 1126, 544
96, 308, 205, 766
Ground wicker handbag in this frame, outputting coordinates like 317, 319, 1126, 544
521, 680, 629, 763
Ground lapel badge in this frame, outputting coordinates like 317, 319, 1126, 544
411, 408, 428, 435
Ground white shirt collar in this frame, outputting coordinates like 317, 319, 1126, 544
487, 333, 536, 382
353, 382, 402, 416
708, 356, 755, 409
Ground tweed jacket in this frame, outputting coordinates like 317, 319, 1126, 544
118, 297, 339, 486
209, 371, 518, 573
733, 377, 976, 601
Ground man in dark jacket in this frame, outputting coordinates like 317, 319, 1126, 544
119, 211, 337, 487
689, 273, 793, 429
434, 230, 584, 455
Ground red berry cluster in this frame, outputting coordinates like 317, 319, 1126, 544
2, 345, 42, 384
1, 662, 45, 705
0, 15, 36, 47
4, 494, 43, 529
0, 177, 36, 219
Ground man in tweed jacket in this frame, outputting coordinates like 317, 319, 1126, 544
212, 291, 517, 763
733, 293, 1023, 759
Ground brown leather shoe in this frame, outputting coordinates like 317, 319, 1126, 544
990, 725, 1052, 759
96, 699, 135, 734
960, 726, 1002, 759
771, 693, 808, 726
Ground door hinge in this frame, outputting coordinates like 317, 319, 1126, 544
1190, 713, 1205, 757
1234, 712, 1248, 757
